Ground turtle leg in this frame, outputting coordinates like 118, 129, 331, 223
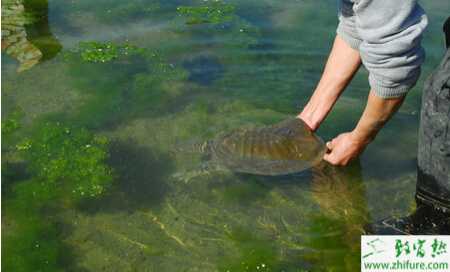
171, 162, 229, 183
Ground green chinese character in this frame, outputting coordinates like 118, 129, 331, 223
395, 239, 411, 257
431, 239, 447, 258
413, 239, 426, 258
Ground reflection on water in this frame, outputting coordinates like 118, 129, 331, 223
1, 0, 61, 72
2, 0, 448, 271
1, 0, 43, 72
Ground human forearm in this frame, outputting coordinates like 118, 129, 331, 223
323, 90, 405, 166
298, 35, 361, 130
351, 90, 405, 144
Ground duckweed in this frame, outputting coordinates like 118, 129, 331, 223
72, 41, 145, 63
2, 121, 114, 271
177, 1, 236, 25
19, 122, 114, 200
64, 46, 188, 128
175, 1, 260, 48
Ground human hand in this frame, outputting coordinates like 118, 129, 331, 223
323, 131, 370, 166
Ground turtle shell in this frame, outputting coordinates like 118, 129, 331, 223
209, 118, 326, 175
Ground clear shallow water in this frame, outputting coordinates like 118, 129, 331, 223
2, 0, 449, 271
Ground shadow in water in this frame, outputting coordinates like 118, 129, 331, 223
1, 161, 30, 197
78, 140, 173, 214
183, 54, 224, 86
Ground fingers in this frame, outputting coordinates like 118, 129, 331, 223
324, 153, 349, 166
324, 141, 334, 162
323, 150, 336, 164
323, 141, 334, 161
323, 141, 345, 166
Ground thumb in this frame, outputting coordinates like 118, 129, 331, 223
323, 141, 334, 162
323, 141, 333, 158
326, 141, 333, 151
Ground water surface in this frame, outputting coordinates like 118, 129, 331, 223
2, 0, 449, 271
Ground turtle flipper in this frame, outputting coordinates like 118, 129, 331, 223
171, 162, 229, 183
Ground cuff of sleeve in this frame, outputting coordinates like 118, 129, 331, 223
369, 74, 413, 98
336, 25, 361, 50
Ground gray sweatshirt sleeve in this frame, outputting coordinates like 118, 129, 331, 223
337, 0, 428, 98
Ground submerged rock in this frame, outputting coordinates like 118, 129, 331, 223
1, 0, 42, 72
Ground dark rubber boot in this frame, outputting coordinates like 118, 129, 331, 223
416, 17, 450, 214
367, 203, 450, 235
367, 18, 450, 235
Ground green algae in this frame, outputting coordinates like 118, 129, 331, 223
2, 121, 115, 271
218, 227, 285, 272
177, 1, 235, 25
71, 41, 145, 63
128, 52, 188, 114
18, 122, 114, 199
2, 109, 23, 138
173, 1, 260, 49
62, 49, 145, 128
2, 175, 82, 272
2, 203, 65, 272
63, 44, 188, 128
2, 0, 442, 271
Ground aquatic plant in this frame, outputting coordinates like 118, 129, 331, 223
3, 198, 65, 272
177, 1, 235, 25
174, 1, 260, 49
217, 227, 279, 272
72, 41, 145, 63
127, 52, 189, 113
2, 116, 21, 137
2, 107, 25, 152
2, 120, 114, 271
64, 44, 189, 129
2, 173, 81, 272
62, 41, 147, 128
145, 52, 189, 83
18, 122, 114, 200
